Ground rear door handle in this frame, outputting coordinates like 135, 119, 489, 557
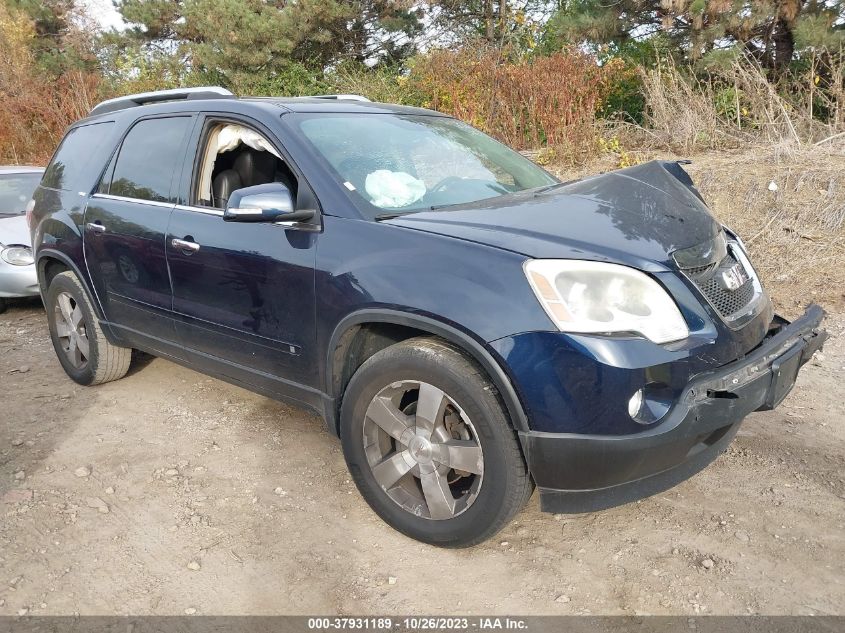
171, 238, 200, 253
86, 222, 106, 234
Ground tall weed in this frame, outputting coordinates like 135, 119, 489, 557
634, 55, 845, 154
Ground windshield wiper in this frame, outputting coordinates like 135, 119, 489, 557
532, 180, 575, 196
374, 212, 407, 221
428, 202, 464, 211
376, 207, 452, 218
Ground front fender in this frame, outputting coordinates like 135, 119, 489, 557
315, 216, 558, 433
325, 308, 531, 432
316, 216, 554, 341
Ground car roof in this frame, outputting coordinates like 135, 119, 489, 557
81, 88, 447, 125
0, 166, 44, 174
240, 97, 445, 117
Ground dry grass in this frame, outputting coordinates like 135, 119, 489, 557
688, 145, 845, 316
629, 57, 845, 156
638, 62, 751, 153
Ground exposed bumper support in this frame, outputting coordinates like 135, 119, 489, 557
520, 305, 827, 514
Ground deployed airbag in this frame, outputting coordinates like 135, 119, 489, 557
365, 170, 426, 208
199, 124, 281, 202
216, 125, 281, 158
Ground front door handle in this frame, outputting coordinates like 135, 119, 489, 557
86, 222, 106, 234
171, 238, 200, 253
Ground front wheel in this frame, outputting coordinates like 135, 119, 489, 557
340, 337, 533, 547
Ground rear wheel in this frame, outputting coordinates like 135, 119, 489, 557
0, 298, 6, 314
340, 337, 533, 547
45, 271, 131, 385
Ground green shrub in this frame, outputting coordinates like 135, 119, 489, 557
231, 62, 330, 96
597, 58, 646, 124
325, 62, 423, 105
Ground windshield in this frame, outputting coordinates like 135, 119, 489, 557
293, 114, 557, 217
0, 173, 41, 218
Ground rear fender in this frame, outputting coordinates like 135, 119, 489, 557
36, 248, 123, 346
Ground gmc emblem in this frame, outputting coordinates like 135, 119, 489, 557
720, 263, 749, 291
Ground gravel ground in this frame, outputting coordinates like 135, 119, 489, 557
1, 299, 843, 616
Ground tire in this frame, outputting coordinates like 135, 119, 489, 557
0, 298, 6, 314
45, 271, 131, 385
340, 337, 533, 547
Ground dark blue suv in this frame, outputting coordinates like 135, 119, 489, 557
29, 87, 827, 547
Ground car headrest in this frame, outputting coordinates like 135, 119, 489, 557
234, 150, 276, 188
212, 169, 242, 209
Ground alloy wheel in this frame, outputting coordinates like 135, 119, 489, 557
54, 291, 90, 369
362, 380, 484, 520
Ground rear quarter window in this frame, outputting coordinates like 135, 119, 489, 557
42, 121, 116, 192
101, 116, 193, 203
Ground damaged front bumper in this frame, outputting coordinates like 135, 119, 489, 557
520, 304, 827, 514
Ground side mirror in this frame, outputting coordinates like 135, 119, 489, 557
223, 183, 316, 224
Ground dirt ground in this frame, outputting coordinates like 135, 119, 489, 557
0, 295, 843, 617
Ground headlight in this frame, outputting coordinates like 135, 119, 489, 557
1, 246, 35, 266
524, 259, 689, 344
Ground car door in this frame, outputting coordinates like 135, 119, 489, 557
84, 115, 194, 349
165, 115, 319, 402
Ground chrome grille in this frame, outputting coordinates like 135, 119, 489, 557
684, 262, 717, 279
683, 250, 757, 320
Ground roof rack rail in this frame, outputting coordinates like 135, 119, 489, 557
309, 94, 371, 102
89, 86, 235, 117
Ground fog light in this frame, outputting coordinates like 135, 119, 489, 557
629, 382, 673, 425
627, 389, 644, 418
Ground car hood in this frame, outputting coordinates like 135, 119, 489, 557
386, 161, 721, 272
0, 215, 31, 248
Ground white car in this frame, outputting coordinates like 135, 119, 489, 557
0, 166, 43, 313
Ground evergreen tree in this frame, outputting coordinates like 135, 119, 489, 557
5, 0, 96, 74
543, 0, 845, 72
428, 0, 552, 50
105, 0, 425, 92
